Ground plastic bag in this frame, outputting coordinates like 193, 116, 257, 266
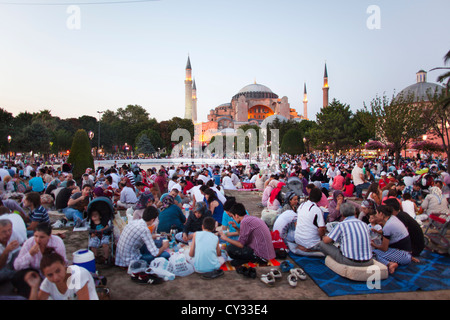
127, 260, 148, 275
149, 257, 176, 281
169, 252, 194, 277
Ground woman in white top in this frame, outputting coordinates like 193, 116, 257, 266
25, 248, 98, 300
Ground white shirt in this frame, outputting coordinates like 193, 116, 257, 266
295, 201, 325, 249
40, 265, 99, 300
402, 200, 416, 219
189, 185, 204, 202
120, 186, 138, 204
222, 176, 236, 190
0, 213, 27, 245
351, 166, 365, 186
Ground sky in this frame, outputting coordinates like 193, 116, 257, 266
0, 0, 449, 123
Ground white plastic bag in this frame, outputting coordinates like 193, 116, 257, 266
127, 260, 148, 275
149, 257, 175, 281
169, 252, 194, 277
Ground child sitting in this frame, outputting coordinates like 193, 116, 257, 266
367, 211, 383, 246
189, 216, 225, 279
88, 210, 113, 264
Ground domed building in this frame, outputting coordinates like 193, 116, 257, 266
395, 70, 446, 158
397, 70, 444, 102
184, 57, 331, 144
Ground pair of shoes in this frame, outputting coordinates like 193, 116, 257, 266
260, 273, 275, 286
290, 268, 307, 280
236, 266, 256, 279
201, 269, 224, 280
137, 271, 163, 285
280, 260, 294, 273
260, 268, 282, 286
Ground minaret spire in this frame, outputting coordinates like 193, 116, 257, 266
184, 56, 193, 120
322, 62, 329, 108
303, 82, 308, 120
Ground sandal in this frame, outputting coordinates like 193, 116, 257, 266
280, 260, 294, 273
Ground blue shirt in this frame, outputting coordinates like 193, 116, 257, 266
193, 231, 221, 273
327, 216, 373, 261
28, 177, 45, 192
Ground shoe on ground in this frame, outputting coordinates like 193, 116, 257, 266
287, 274, 298, 287
260, 273, 275, 286
201, 269, 224, 280
290, 268, 307, 280
138, 272, 163, 285
247, 267, 257, 279
280, 260, 294, 273
269, 268, 282, 280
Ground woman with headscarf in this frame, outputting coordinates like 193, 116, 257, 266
327, 190, 360, 223
261, 179, 279, 207
177, 201, 212, 243
417, 186, 449, 222
156, 195, 186, 233
267, 182, 286, 211
280, 191, 299, 214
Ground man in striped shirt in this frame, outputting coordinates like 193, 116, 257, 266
318, 202, 373, 267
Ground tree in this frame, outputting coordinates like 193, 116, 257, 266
310, 99, 356, 155
136, 134, 156, 155
280, 128, 305, 155
15, 122, 51, 155
364, 93, 427, 166
67, 129, 95, 180
421, 89, 450, 172
430, 49, 450, 109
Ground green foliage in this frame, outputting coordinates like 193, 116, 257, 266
280, 128, 305, 155
16, 122, 51, 154
310, 99, 357, 154
67, 129, 95, 180
364, 93, 427, 165
136, 134, 156, 154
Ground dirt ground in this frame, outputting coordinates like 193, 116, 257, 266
2, 189, 450, 302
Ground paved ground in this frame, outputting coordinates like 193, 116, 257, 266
2, 189, 450, 302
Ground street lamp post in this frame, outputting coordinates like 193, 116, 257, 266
7, 135, 11, 164
97, 111, 104, 159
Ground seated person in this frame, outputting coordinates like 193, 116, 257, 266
176, 201, 212, 244
12, 222, 67, 298
318, 203, 373, 267
219, 203, 275, 267
65, 184, 92, 228
23, 192, 50, 237
156, 195, 186, 233
115, 206, 170, 267
189, 217, 225, 278
0, 219, 20, 283
292, 187, 326, 257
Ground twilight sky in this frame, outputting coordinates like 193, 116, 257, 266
0, 0, 448, 123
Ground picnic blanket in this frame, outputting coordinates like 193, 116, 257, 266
288, 250, 450, 297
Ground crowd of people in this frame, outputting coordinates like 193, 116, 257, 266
0, 152, 449, 298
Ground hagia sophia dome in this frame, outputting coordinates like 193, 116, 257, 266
396, 70, 444, 102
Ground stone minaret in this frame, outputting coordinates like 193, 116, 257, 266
322, 63, 329, 108
303, 82, 308, 120
192, 79, 197, 123
184, 56, 193, 120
